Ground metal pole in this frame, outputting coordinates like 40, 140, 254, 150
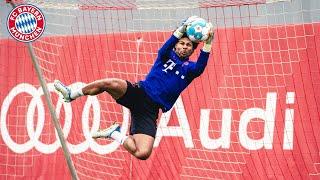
7, 1, 79, 179
26, 44, 79, 180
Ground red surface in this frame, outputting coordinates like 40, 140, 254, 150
0, 23, 320, 179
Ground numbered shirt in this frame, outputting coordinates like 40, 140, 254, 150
140, 35, 210, 112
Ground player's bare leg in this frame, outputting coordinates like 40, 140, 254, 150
123, 134, 154, 160
92, 123, 154, 160
82, 78, 127, 99
54, 79, 154, 160
54, 78, 127, 101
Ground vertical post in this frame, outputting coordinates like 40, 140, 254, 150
26, 44, 79, 180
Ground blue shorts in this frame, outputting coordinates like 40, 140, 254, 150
116, 81, 160, 138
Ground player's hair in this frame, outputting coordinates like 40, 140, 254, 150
181, 33, 199, 50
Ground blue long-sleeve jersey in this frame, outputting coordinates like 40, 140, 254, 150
139, 35, 210, 112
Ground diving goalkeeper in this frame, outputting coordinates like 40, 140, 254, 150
54, 16, 214, 160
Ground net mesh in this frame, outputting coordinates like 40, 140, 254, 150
1, 0, 320, 179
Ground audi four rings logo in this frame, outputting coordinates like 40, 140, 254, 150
0, 83, 130, 154
7, 4, 45, 42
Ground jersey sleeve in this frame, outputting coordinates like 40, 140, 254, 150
157, 35, 179, 63
187, 49, 210, 78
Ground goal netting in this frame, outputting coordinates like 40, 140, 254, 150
1, 0, 320, 179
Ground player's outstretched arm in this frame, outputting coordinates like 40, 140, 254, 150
202, 23, 214, 53
188, 23, 214, 77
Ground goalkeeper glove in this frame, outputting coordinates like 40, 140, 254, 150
173, 16, 199, 39
202, 23, 214, 53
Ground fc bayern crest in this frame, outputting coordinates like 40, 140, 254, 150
7, 4, 45, 43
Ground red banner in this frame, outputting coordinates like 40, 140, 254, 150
0, 23, 319, 179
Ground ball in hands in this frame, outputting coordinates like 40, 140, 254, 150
186, 17, 211, 43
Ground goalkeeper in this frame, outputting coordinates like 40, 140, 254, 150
54, 16, 214, 160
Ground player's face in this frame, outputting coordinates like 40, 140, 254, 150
174, 37, 194, 59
